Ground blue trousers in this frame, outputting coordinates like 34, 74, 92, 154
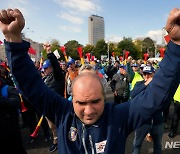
132, 123, 164, 154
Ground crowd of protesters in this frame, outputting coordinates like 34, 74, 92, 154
0, 45, 179, 153
0, 8, 179, 154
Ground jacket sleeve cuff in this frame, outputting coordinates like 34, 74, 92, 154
4, 39, 30, 53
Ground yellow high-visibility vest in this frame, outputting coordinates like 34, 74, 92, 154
131, 72, 143, 90
174, 84, 180, 102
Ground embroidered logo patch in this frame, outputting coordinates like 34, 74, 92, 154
68, 127, 78, 141
95, 140, 107, 153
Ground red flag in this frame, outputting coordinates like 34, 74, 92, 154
125, 51, 130, 59
77, 46, 83, 58
91, 56, 95, 61
28, 46, 36, 55
143, 53, 149, 61
60, 46, 66, 56
0, 40, 3, 45
86, 53, 91, 62
159, 48, 165, 58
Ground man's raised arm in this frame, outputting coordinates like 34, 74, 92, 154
0, 9, 71, 124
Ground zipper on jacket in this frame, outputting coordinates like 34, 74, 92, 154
82, 124, 88, 154
89, 134, 95, 154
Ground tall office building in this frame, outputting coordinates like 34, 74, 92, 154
88, 15, 104, 46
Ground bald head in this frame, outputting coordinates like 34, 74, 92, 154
71, 72, 105, 125
71, 73, 105, 98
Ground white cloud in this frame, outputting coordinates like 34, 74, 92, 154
105, 35, 123, 43
146, 29, 163, 44
60, 25, 82, 33
54, 0, 101, 13
57, 12, 84, 24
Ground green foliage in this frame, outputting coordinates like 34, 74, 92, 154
83, 44, 95, 54
50, 39, 64, 60
133, 39, 143, 59
142, 37, 155, 57
41, 49, 47, 60
64, 40, 82, 60
94, 39, 107, 59
117, 37, 140, 59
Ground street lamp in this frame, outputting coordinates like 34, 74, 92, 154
107, 42, 110, 61
153, 35, 157, 57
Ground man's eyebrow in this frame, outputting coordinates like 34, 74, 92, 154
92, 98, 101, 102
75, 100, 86, 104
75, 98, 102, 104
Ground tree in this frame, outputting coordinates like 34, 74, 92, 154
64, 40, 83, 60
117, 37, 140, 60
106, 43, 120, 59
50, 39, 64, 60
94, 39, 107, 59
133, 39, 143, 59
83, 44, 95, 54
142, 37, 155, 57
41, 39, 64, 61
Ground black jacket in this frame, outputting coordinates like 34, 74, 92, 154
0, 81, 26, 153
43, 53, 65, 96
110, 72, 132, 99
131, 80, 164, 125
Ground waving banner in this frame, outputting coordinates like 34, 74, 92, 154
143, 53, 149, 64
77, 46, 84, 65
60, 46, 68, 62
159, 48, 165, 58
28, 46, 37, 55
86, 53, 91, 62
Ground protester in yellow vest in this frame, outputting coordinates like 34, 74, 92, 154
131, 63, 143, 90
168, 84, 180, 138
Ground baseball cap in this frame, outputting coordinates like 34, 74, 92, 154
140, 64, 146, 68
42, 60, 51, 69
68, 59, 75, 65
119, 64, 125, 68
67, 59, 75, 67
131, 63, 139, 67
143, 66, 155, 74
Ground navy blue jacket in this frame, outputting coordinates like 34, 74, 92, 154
130, 80, 164, 125
5, 40, 180, 154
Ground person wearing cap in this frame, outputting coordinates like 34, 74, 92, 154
65, 59, 79, 98
42, 43, 66, 152
110, 63, 133, 103
1, 8, 180, 154
130, 63, 144, 90
139, 64, 146, 76
131, 65, 164, 154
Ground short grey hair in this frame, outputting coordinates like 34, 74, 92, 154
78, 64, 95, 74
